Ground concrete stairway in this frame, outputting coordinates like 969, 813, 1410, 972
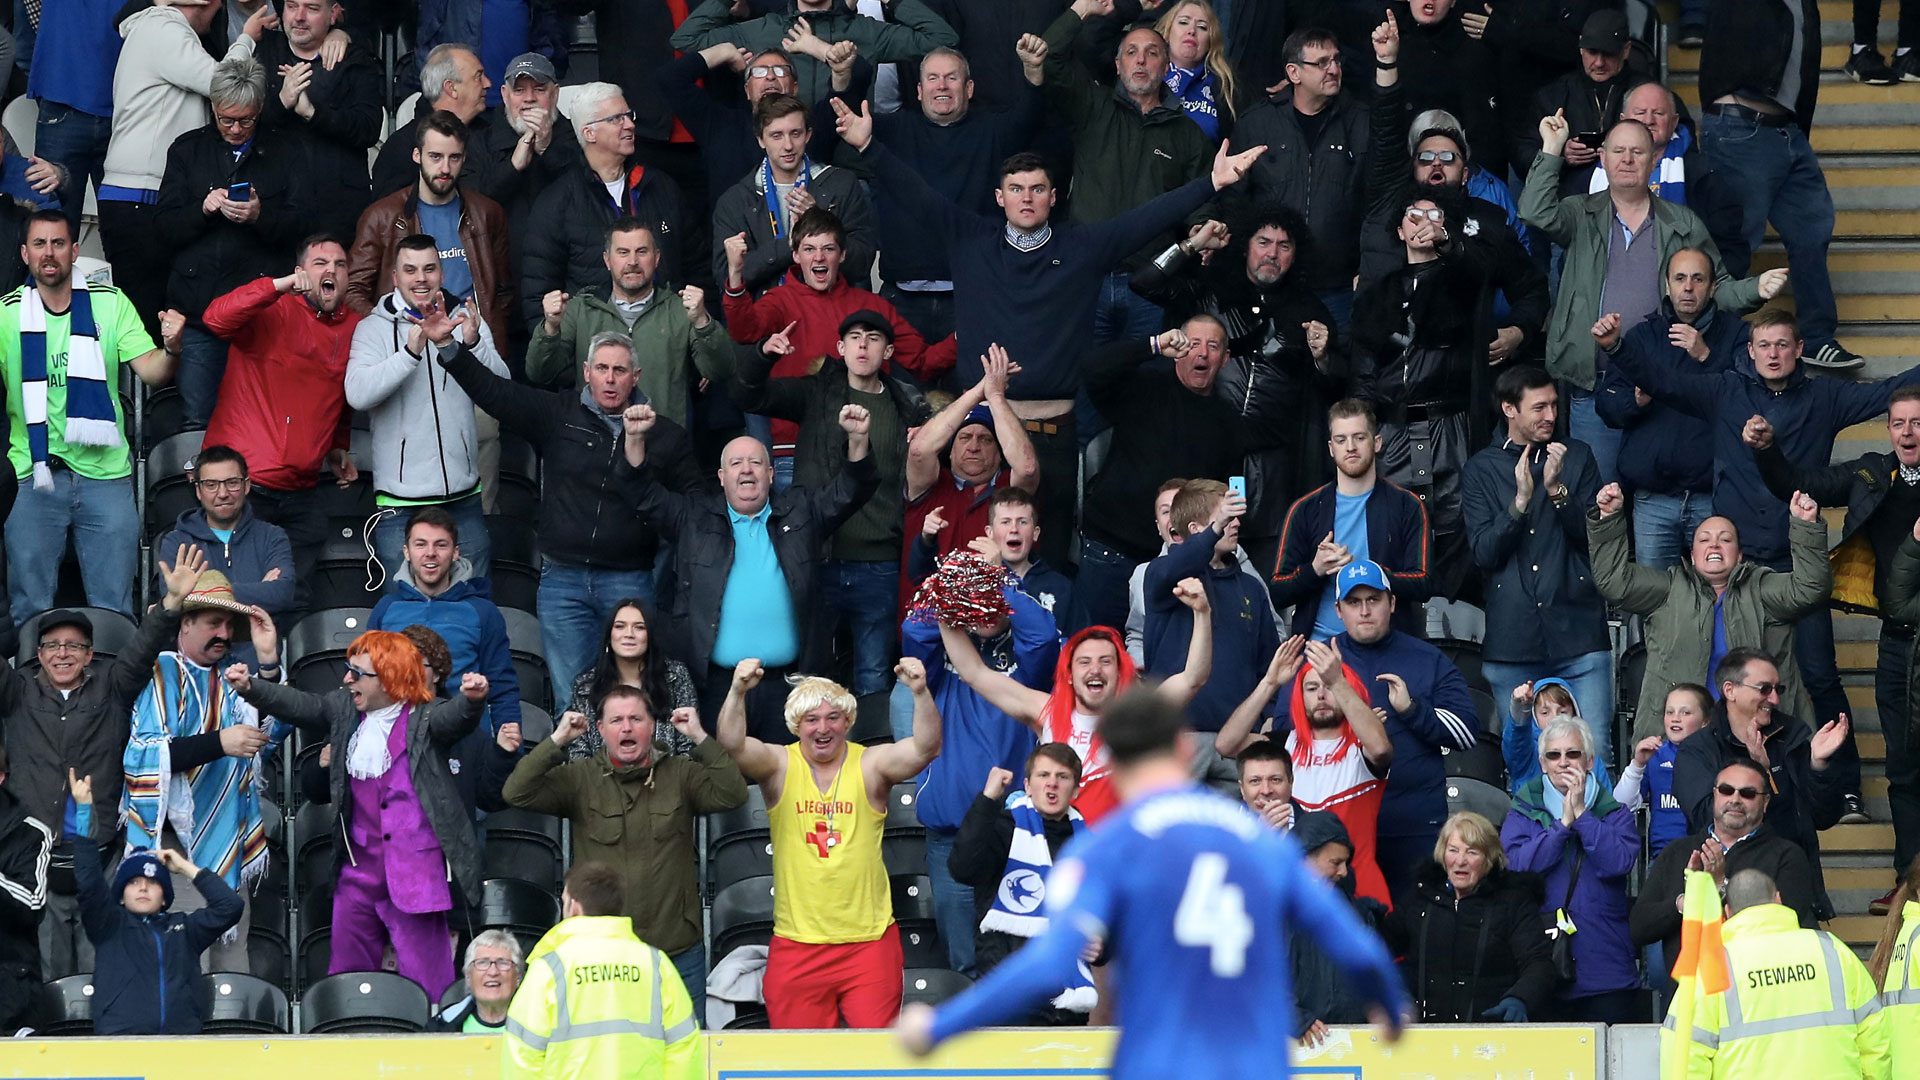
1667, 0, 1919, 953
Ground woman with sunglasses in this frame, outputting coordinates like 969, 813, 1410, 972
1500, 715, 1641, 1023
563, 599, 699, 762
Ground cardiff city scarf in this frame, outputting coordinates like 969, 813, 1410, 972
760, 155, 812, 240
19, 284, 117, 489
980, 790, 1096, 1012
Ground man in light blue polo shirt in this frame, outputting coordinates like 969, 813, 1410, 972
622, 400, 880, 742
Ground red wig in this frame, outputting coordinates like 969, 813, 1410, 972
347, 630, 433, 706
1289, 662, 1372, 767
1041, 626, 1137, 740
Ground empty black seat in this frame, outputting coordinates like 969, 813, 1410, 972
14, 606, 139, 669
710, 876, 776, 961
300, 971, 431, 1033
518, 703, 554, 744
142, 385, 189, 452
484, 834, 563, 895
292, 801, 337, 886
202, 972, 290, 1034
882, 833, 927, 877
899, 922, 944, 969
1436, 638, 1489, 693
514, 657, 553, 713
439, 977, 471, 1011
39, 975, 95, 1035
902, 968, 972, 1006
144, 429, 204, 536
286, 607, 375, 692
886, 783, 922, 835
1446, 777, 1513, 826
501, 607, 545, 661
248, 924, 292, 993
708, 786, 771, 849
1470, 688, 1501, 735
1442, 740, 1507, 789
485, 515, 540, 613
480, 877, 561, 935
709, 832, 774, 898
891, 874, 937, 924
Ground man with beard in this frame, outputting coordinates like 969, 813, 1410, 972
526, 218, 732, 426
371, 45, 508, 205
1271, 399, 1432, 640
1631, 759, 1818, 999
122, 568, 277, 972
1216, 634, 1394, 905
257, 0, 382, 243
349, 111, 515, 351
1592, 248, 1747, 570
1672, 648, 1848, 919
1041, 1, 1212, 340
939, 586, 1213, 823
1347, 196, 1492, 598
1129, 204, 1339, 565
1752, 388, 1920, 913
1, 211, 178, 625
486, 54, 585, 280
716, 657, 943, 1027
202, 235, 361, 618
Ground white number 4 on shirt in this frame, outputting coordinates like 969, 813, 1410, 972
1174, 852, 1253, 977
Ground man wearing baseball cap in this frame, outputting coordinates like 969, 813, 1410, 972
1322, 558, 1480, 899
493, 52, 583, 271
1522, 9, 1644, 198
731, 307, 931, 699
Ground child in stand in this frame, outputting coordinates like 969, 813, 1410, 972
1611, 683, 1711, 858
1503, 679, 1614, 793
65, 769, 242, 1035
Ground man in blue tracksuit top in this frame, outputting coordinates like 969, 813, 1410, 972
1592, 249, 1748, 570
1600, 305, 1920, 820
1143, 482, 1279, 787
1319, 560, 1480, 900
903, 581, 1060, 975
370, 506, 521, 734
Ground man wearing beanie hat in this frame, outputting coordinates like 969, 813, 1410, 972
65, 768, 241, 1035
1286, 807, 1389, 1046
732, 305, 931, 698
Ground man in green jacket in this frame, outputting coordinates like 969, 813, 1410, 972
1043, 0, 1214, 339
1588, 479, 1829, 740
526, 216, 734, 425
501, 687, 748, 1015
1519, 108, 1782, 487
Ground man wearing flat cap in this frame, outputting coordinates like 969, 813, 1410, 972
121, 565, 284, 971
1520, 9, 1645, 198
731, 306, 931, 700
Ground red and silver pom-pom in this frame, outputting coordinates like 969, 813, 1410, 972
909, 551, 1014, 626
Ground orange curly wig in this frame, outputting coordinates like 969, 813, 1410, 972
347, 630, 433, 706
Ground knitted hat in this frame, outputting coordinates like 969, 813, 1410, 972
112, 849, 175, 909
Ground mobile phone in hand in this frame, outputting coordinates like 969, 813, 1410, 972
1228, 476, 1246, 500
227, 181, 252, 202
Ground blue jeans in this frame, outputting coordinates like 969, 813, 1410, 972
1484, 649, 1617, 771
815, 559, 899, 695
368, 492, 492, 587
1568, 390, 1621, 489
1069, 536, 1138, 635
670, 945, 707, 1027
1699, 111, 1838, 349
537, 559, 656, 702
923, 827, 976, 974
1878, 630, 1920, 875
1632, 489, 1715, 570
5, 469, 137, 626
34, 102, 112, 237
888, 678, 916, 742
177, 325, 230, 429
1092, 271, 1164, 342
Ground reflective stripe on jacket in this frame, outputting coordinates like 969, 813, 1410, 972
1660, 903, 1890, 1079
503, 916, 701, 1080
1885, 903, 1920, 1068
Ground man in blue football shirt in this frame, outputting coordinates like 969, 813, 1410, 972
898, 688, 1410, 1076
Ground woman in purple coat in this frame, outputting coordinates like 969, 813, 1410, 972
1500, 714, 1640, 1024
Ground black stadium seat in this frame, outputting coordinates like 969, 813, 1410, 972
142, 384, 189, 452
710, 876, 776, 961
709, 832, 774, 898
886, 783, 922, 836
439, 978, 470, 1012
292, 801, 337, 886
479, 877, 561, 937
1446, 777, 1513, 827
1470, 688, 1501, 736
14, 606, 139, 670
903, 968, 972, 1007
39, 975, 95, 1036
1435, 638, 1489, 694
144, 430, 203, 536
1441, 740, 1507, 789
202, 972, 291, 1034
300, 971, 431, 1033
882, 832, 927, 877
707, 786, 771, 849
285, 607, 374, 693
484, 515, 539, 613
483, 808, 564, 894
518, 703, 554, 744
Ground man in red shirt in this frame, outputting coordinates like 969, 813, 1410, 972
901, 344, 1037, 611
202, 235, 362, 619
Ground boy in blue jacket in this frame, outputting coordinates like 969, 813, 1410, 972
65, 769, 242, 1035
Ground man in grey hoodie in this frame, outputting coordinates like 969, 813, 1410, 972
345, 233, 509, 583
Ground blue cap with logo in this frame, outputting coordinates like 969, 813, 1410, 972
1334, 559, 1391, 600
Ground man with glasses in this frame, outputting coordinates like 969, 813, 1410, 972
662, 44, 843, 219
523, 82, 695, 333
0, 549, 209, 979
431, 930, 525, 1033
153, 56, 310, 428
1673, 647, 1848, 920
1632, 758, 1819, 1000
152, 445, 293, 661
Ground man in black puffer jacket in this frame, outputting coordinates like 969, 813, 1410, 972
1514, 9, 1645, 198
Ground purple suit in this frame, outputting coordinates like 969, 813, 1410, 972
329, 707, 457, 997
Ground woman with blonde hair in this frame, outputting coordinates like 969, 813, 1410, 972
1381, 810, 1559, 1024
224, 628, 490, 998
1867, 852, 1920, 1058
1155, 0, 1241, 141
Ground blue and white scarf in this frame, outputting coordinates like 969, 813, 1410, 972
980, 790, 1096, 1011
1164, 65, 1222, 141
19, 284, 118, 490
122, 653, 269, 900
760, 155, 812, 240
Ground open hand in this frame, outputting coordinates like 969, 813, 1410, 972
1376, 672, 1412, 713
1209, 139, 1267, 191
830, 97, 875, 152
1633, 735, 1662, 767
1266, 635, 1306, 688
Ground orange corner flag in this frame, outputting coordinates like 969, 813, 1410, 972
1663, 869, 1731, 1078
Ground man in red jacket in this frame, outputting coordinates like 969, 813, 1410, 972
202, 235, 363, 619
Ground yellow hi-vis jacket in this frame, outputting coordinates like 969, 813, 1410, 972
503, 915, 701, 1080
1661, 902, 1890, 1079
1886, 901, 1920, 1068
